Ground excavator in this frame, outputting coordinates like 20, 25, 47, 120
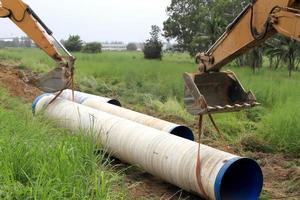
0, 0, 74, 93
184, 0, 300, 116
1, 0, 299, 198
0, 0, 299, 116
184, 0, 300, 195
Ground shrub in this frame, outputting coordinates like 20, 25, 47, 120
63, 35, 83, 52
143, 25, 163, 59
82, 42, 102, 53
126, 43, 137, 51
143, 41, 163, 59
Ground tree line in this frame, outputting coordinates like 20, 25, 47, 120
61, 35, 102, 53
61, 35, 139, 53
0, 35, 139, 54
61, 33, 163, 59
163, 0, 300, 76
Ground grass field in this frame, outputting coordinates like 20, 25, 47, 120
0, 88, 128, 199
0, 48, 300, 199
0, 48, 299, 156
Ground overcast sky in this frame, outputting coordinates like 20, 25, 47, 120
0, 0, 171, 42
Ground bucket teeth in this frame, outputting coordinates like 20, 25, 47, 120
225, 105, 234, 109
207, 106, 214, 110
204, 102, 258, 114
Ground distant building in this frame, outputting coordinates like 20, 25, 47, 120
102, 42, 127, 51
162, 42, 174, 51
0, 38, 14, 42
0, 37, 35, 48
136, 43, 144, 51
134, 42, 174, 52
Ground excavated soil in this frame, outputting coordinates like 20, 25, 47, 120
0, 64, 42, 102
0, 64, 299, 200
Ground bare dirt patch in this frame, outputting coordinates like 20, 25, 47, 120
257, 153, 300, 199
0, 64, 41, 102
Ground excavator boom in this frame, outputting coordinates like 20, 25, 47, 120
199, 0, 300, 72
184, 0, 300, 115
0, 0, 75, 93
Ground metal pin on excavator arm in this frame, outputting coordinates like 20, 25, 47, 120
0, 0, 75, 93
184, 0, 300, 115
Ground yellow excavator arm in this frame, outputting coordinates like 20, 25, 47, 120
197, 0, 300, 72
0, 0, 75, 93
184, 0, 300, 115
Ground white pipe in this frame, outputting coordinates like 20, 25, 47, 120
32, 94, 263, 200
58, 89, 121, 106
58, 90, 194, 141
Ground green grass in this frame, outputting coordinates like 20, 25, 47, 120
232, 67, 300, 154
0, 48, 299, 155
0, 88, 128, 199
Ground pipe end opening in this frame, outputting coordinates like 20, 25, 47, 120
215, 158, 263, 200
107, 99, 122, 107
32, 94, 51, 114
170, 126, 194, 141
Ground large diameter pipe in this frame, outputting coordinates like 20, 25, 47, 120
58, 89, 122, 106
58, 90, 194, 141
32, 94, 263, 200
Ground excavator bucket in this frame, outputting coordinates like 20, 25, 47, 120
36, 67, 72, 93
183, 71, 259, 115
